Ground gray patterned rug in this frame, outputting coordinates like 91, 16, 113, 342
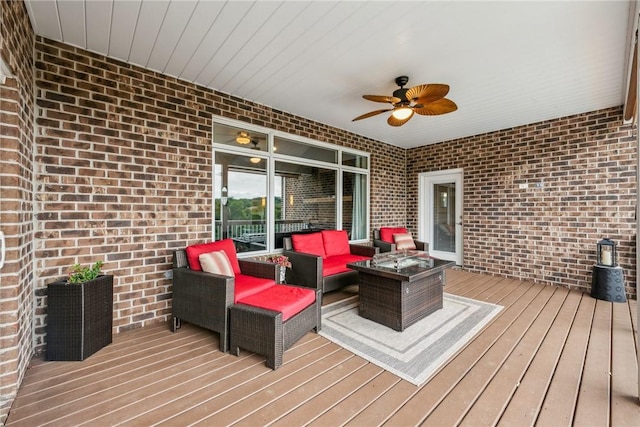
319, 293, 502, 386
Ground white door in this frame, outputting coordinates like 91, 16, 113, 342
418, 169, 463, 265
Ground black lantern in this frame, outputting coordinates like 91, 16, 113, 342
596, 238, 616, 267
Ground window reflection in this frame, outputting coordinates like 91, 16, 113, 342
273, 161, 336, 248
214, 152, 267, 253
343, 171, 367, 240
213, 119, 370, 252
433, 183, 455, 253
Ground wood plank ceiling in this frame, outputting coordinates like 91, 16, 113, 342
24, 0, 633, 148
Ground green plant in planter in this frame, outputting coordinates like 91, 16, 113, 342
67, 261, 104, 283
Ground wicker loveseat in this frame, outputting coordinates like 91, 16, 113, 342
282, 230, 378, 295
373, 227, 428, 253
171, 239, 279, 352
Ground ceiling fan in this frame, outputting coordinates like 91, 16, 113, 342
352, 76, 457, 127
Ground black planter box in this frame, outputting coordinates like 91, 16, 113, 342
46, 275, 114, 361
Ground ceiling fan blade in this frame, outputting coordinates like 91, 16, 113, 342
352, 108, 393, 121
387, 109, 414, 127
413, 98, 458, 116
406, 84, 450, 104
363, 94, 402, 104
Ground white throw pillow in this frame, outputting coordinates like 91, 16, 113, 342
199, 250, 234, 277
393, 233, 416, 250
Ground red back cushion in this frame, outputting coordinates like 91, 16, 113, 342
291, 232, 326, 258
185, 239, 241, 274
321, 230, 351, 257
380, 227, 407, 243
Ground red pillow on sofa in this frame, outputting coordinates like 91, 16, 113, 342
291, 232, 326, 258
380, 227, 407, 243
185, 239, 241, 274
321, 230, 351, 257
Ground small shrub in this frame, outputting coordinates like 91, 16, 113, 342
67, 261, 104, 283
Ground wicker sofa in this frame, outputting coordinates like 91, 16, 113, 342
171, 239, 279, 352
282, 230, 378, 294
373, 227, 428, 253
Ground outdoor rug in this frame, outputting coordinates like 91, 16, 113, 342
319, 293, 503, 386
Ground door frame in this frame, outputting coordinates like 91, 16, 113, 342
418, 168, 463, 265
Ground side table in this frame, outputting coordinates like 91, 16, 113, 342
591, 265, 626, 303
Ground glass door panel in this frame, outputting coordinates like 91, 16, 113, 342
433, 183, 456, 253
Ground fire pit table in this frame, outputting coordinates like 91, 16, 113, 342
347, 250, 455, 331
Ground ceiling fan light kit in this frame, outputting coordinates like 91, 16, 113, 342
236, 131, 251, 144
353, 75, 457, 127
249, 139, 261, 163
392, 107, 413, 120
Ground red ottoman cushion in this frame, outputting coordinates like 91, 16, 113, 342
236, 285, 316, 321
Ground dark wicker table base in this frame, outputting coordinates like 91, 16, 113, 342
358, 270, 445, 331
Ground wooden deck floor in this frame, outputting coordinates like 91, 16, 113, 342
6, 270, 639, 426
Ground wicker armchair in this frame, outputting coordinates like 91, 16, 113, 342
171, 248, 278, 352
373, 227, 428, 253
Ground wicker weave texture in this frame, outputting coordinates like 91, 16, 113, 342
282, 236, 378, 294
171, 249, 279, 352
358, 271, 444, 331
46, 275, 113, 361
229, 288, 321, 369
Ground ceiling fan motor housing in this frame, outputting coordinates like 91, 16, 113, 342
395, 75, 409, 87
394, 76, 410, 102
393, 88, 410, 103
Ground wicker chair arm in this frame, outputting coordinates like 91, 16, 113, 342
171, 267, 235, 345
238, 259, 278, 280
373, 239, 396, 253
415, 240, 428, 251
172, 267, 234, 291
173, 249, 189, 268
349, 243, 379, 257
282, 249, 322, 290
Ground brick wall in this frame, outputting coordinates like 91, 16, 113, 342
0, 1, 35, 423
3, 15, 635, 421
407, 108, 637, 297
32, 37, 406, 355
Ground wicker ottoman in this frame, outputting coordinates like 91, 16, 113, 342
229, 285, 321, 369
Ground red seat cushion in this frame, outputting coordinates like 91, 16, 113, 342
185, 239, 241, 274
234, 274, 276, 303
322, 254, 370, 277
236, 285, 316, 321
380, 227, 407, 243
291, 232, 326, 258
321, 230, 351, 257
